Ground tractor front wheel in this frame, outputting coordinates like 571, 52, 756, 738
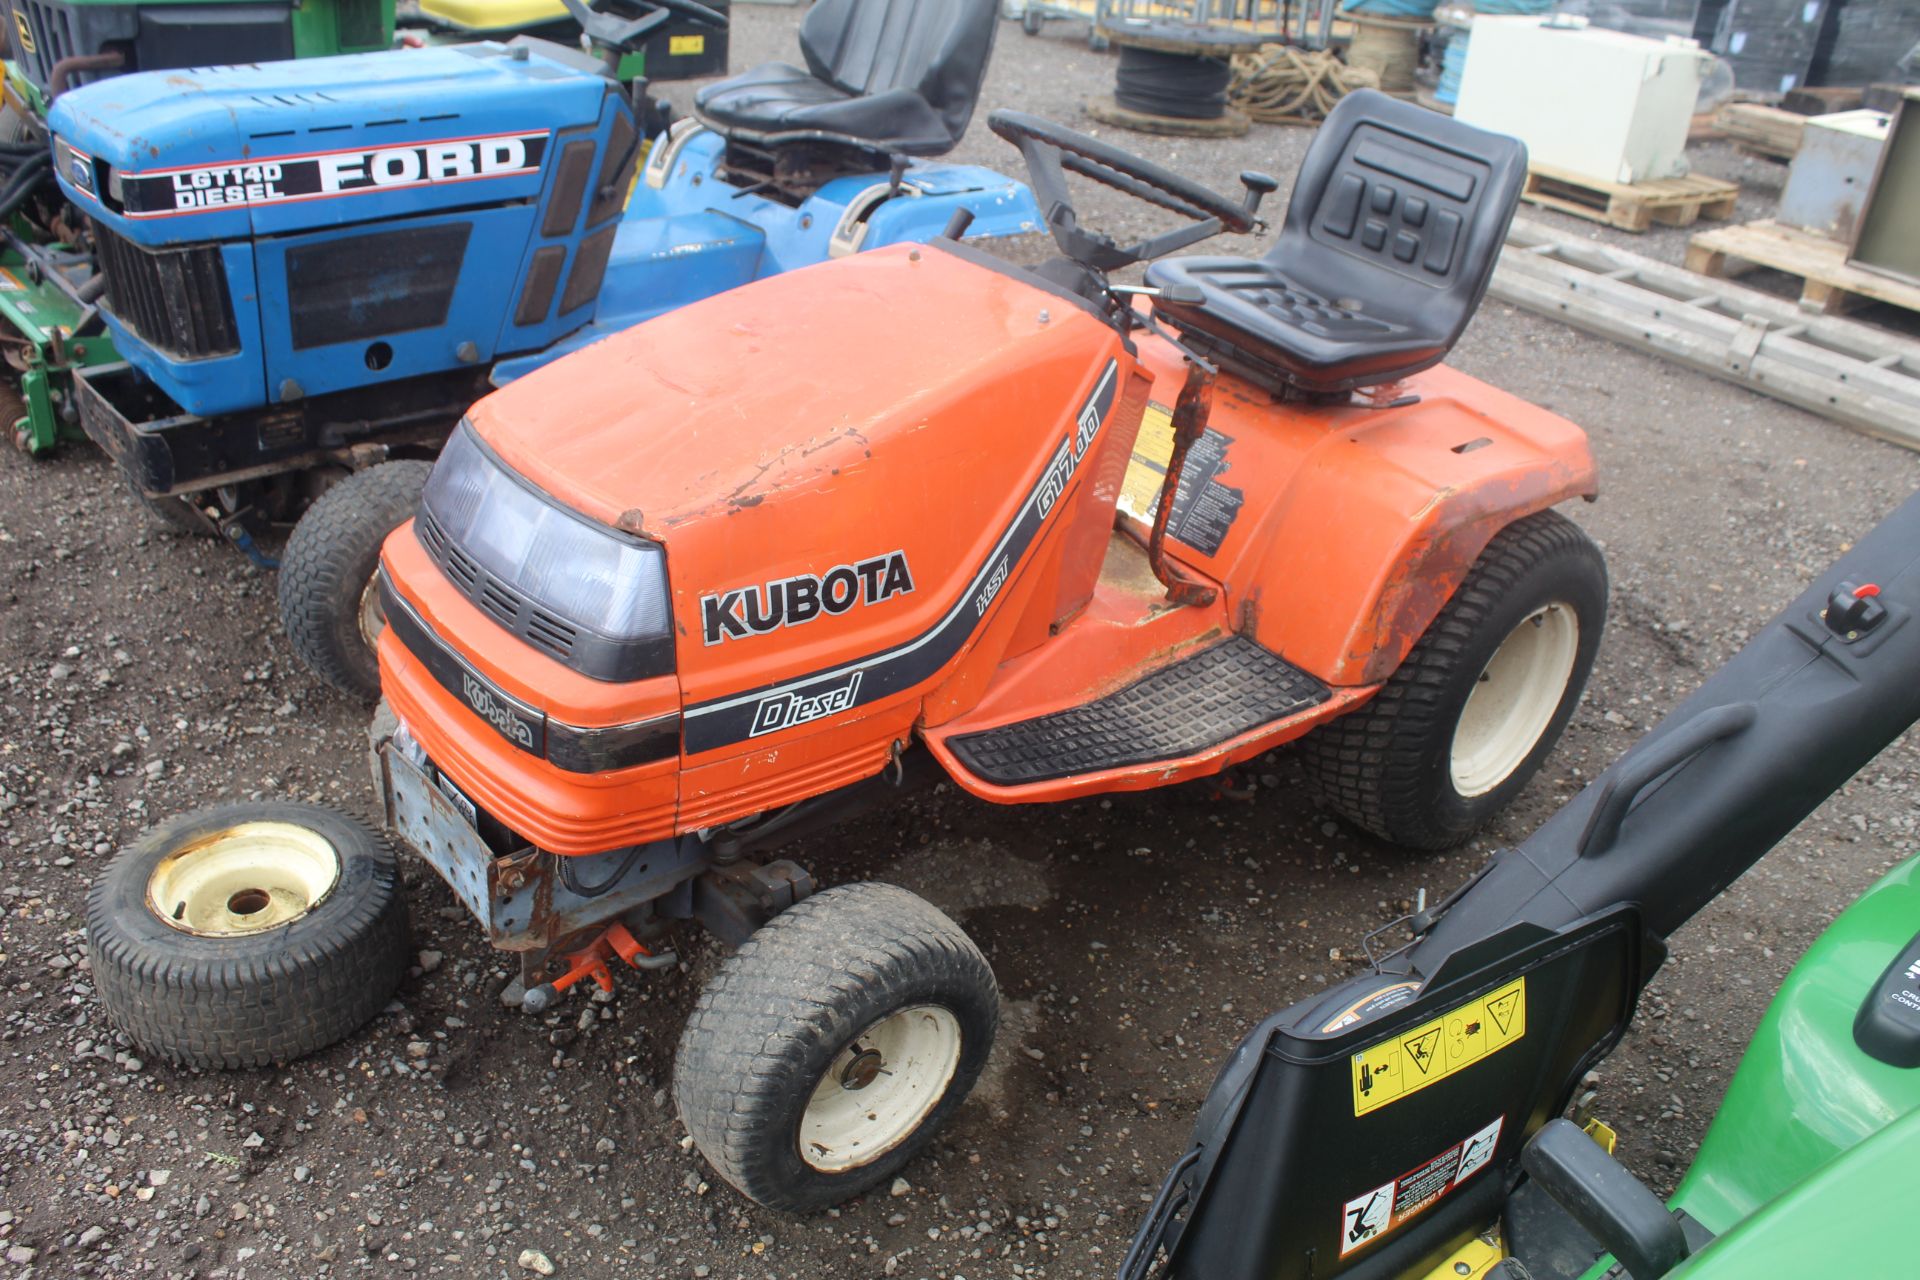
674, 882, 998, 1212
279, 460, 433, 701
1299, 508, 1607, 850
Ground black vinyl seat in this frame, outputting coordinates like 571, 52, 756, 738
693, 0, 998, 156
1145, 89, 1527, 395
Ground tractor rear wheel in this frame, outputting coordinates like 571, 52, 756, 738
1298, 509, 1606, 850
279, 460, 433, 701
87, 804, 410, 1069
674, 882, 998, 1212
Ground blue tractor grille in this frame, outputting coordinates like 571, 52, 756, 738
91, 220, 240, 361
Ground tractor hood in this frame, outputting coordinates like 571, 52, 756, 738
467, 242, 1137, 731
49, 42, 608, 245
469, 244, 1118, 533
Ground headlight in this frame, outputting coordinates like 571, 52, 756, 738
418, 422, 674, 682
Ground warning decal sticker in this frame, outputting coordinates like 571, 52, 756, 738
1338, 1115, 1506, 1258
1341, 1181, 1393, 1256
1116, 402, 1244, 557
1351, 977, 1526, 1116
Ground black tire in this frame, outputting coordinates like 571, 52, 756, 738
86, 804, 411, 1070
120, 465, 211, 536
674, 882, 998, 1212
278, 460, 433, 701
1298, 509, 1607, 850
1022, 8, 1042, 35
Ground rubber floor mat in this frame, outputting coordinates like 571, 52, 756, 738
946, 636, 1330, 786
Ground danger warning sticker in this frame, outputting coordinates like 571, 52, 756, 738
1339, 1116, 1505, 1258
1116, 401, 1244, 557
1350, 976, 1526, 1116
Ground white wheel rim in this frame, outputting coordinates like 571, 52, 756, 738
1450, 603, 1580, 798
799, 1004, 963, 1174
145, 822, 341, 938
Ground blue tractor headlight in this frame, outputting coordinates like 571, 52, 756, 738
417, 422, 674, 683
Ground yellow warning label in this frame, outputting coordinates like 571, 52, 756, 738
1117, 401, 1174, 523
1351, 977, 1527, 1116
669, 34, 706, 55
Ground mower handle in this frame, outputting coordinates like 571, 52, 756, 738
987, 109, 1272, 273
1575, 702, 1758, 860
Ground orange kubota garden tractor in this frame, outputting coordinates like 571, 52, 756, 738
87, 92, 1607, 1212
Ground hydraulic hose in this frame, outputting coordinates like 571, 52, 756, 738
0, 151, 51, 221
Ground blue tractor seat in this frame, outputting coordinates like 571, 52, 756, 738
693, 0, 998, 157
1146, 89, 1527, 396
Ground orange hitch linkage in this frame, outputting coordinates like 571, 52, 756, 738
520, 922, 674, 1013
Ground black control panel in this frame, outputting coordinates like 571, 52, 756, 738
1853, 930, 1920, 1067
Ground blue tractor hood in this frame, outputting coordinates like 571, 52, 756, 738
49, 42, 612, 247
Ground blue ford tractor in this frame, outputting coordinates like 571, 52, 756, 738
44, 0, 1041, 698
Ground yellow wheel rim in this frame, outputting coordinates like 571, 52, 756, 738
146, 822, 341, 938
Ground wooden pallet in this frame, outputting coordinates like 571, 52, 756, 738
1685, 219, 1920, 317
1520, 163, 1740, 232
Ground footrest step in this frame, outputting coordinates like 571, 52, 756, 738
945, 637, 1330, 786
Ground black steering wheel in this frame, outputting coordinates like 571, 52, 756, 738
557, 0, 727, 59
988, 110, 1269, 260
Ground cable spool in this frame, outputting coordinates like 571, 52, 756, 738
1345, 14, 1423, 99
1114, 45, 1233, 120
1087, 23, 1261, 138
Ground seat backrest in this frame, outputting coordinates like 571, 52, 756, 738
798, 0, 999, 146
1272, 89, 1526, 342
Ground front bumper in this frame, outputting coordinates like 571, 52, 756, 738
75, 359, 482, 496
380, 574, 679, 774
371, 705, 704, 950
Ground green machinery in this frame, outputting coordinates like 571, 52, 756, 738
1124, 489, 1920, 1279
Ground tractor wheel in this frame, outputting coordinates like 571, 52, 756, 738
279, 460, 433, 701
1298, 509, 1606, 850
674, 882, 998, 1212
86, 804, 410, 1069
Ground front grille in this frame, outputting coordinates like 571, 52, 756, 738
381, 576, 678, 775
91, 220, 240, 360
8, 0, 82, 92
417, 510, 581, 665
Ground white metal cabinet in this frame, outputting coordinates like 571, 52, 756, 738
1454, 16, 1711, 186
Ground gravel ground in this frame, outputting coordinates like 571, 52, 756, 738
2, 8, 1918, 1279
